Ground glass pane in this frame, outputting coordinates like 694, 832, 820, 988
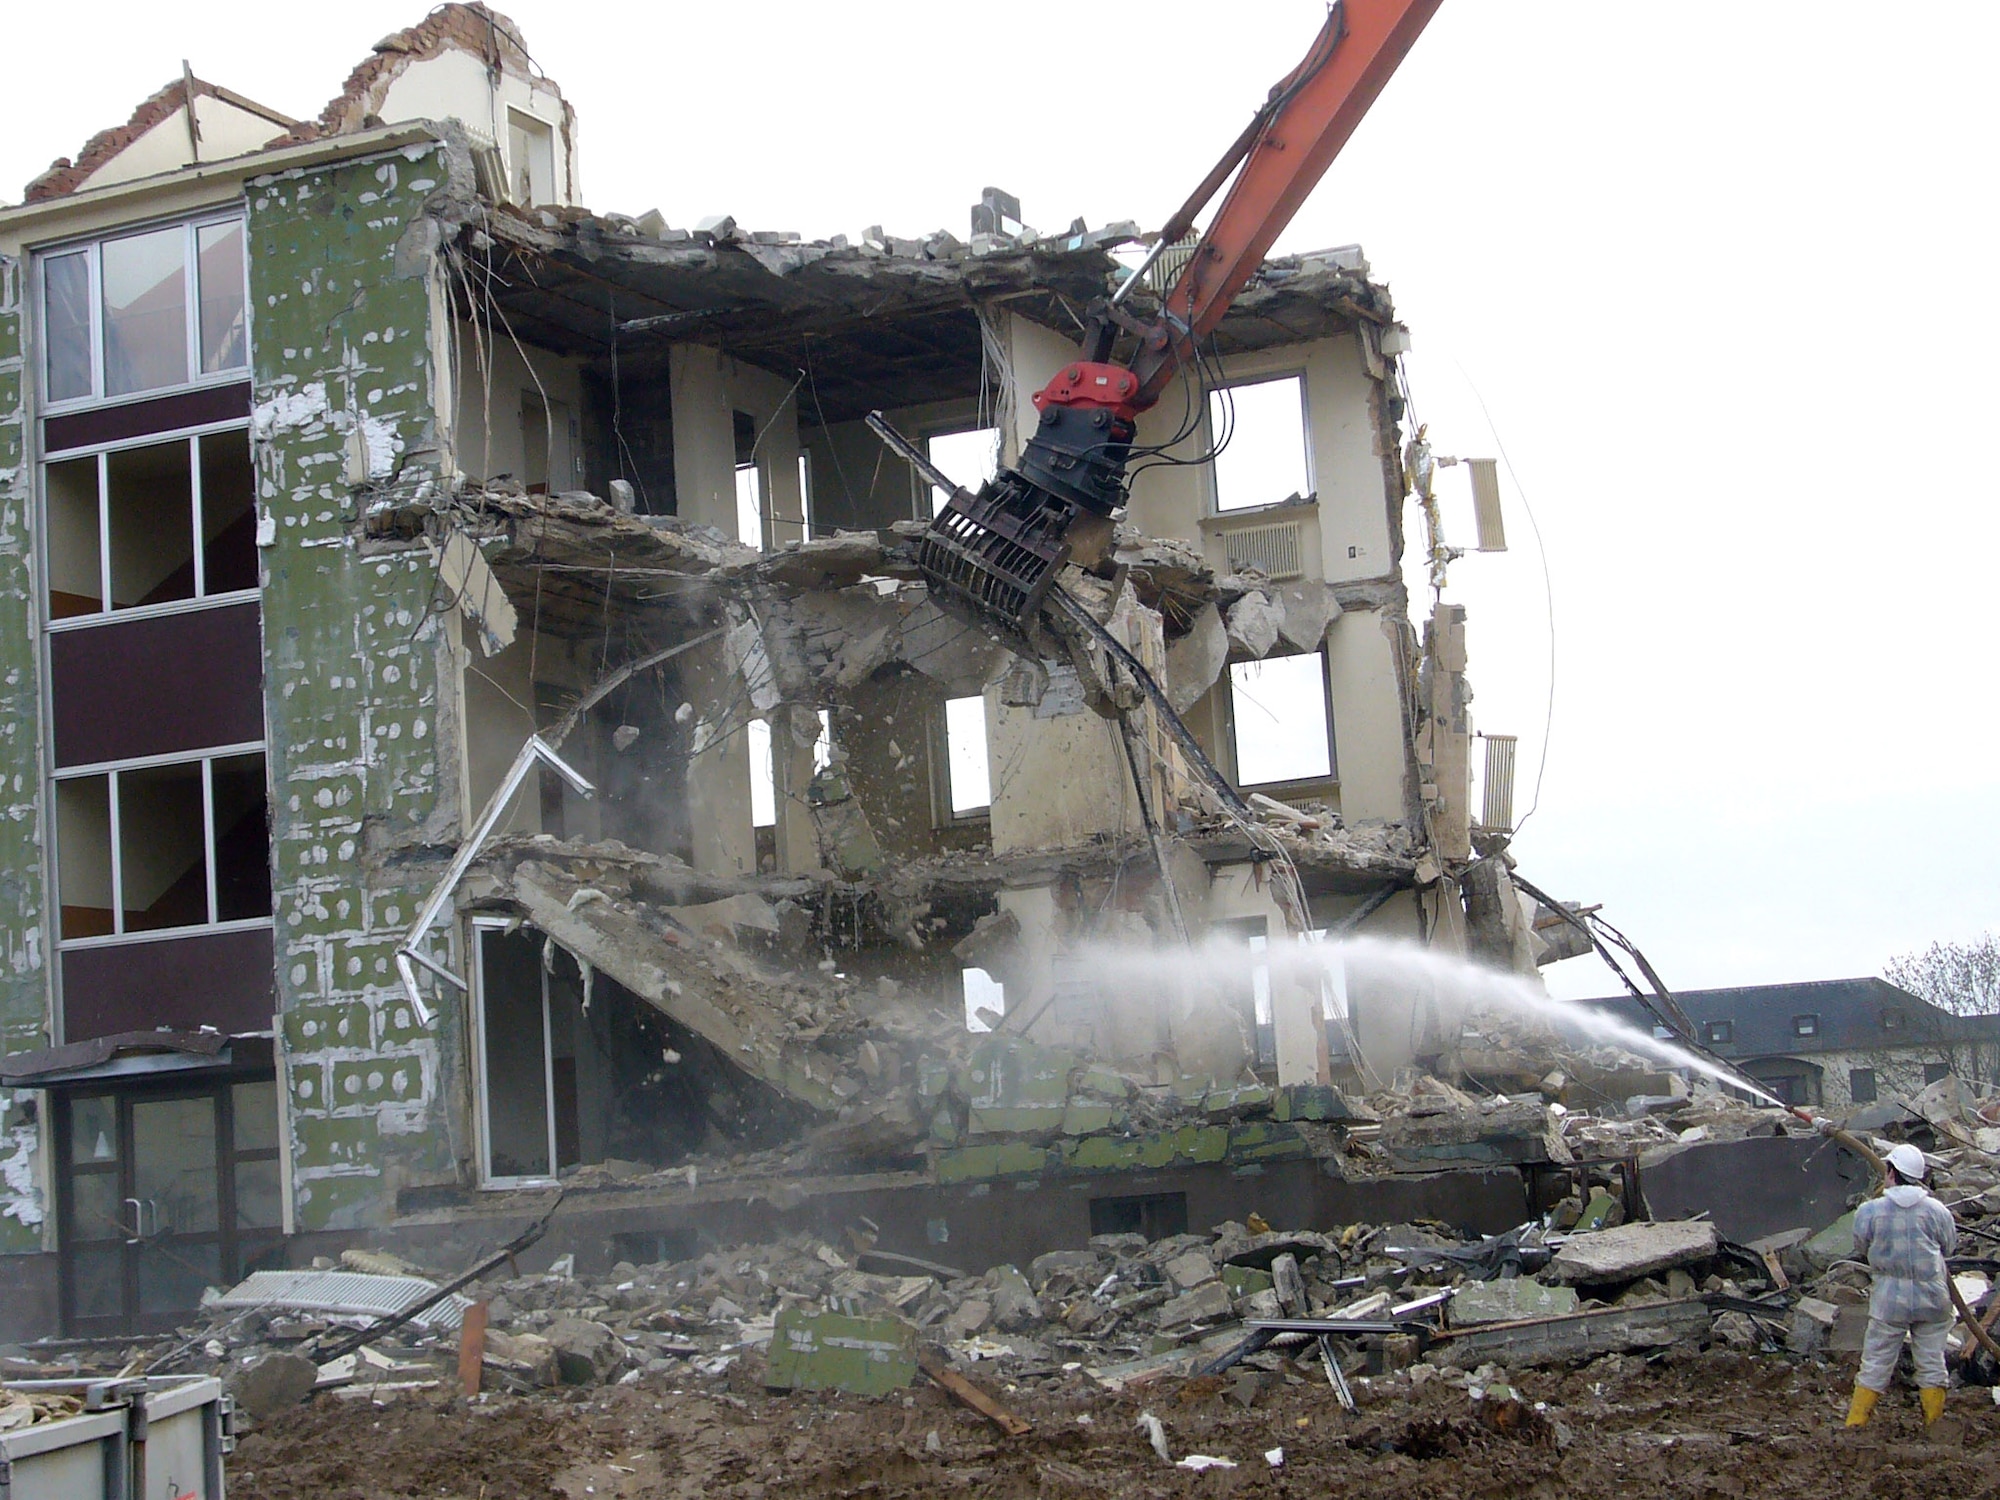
44, 456, 103, 618
69, 1095, 118, 1165
132, 1096, 218, 1235
479, 928, 551, 1179
72, 1246, 123, 1321
199, 430, 258, 594
234, 1158, 282, 1229
106, 439, 195, 609
139, 1238, 220, 1316
211, 753, 271, 921
56, 776, 114, 939
233, 1080, 279, 1151
102, 226, 189, 397
1210, 376, 1310, 512
70, 1171, 124, 1243
42, 251, 93, 403
118, 762, 208, 932
196, 221, 246, 373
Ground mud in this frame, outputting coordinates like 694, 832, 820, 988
229, 1351, 2000, 1500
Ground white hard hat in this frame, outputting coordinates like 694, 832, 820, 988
1887, 1143, 1928, 1181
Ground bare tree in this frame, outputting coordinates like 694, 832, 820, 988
1882, 933, 2000, 1087
1885, 933, 2000, 1017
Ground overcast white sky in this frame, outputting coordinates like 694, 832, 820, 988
7, 2, 1995, 999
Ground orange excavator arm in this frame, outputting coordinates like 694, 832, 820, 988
912, 0, 1443, 635
1130, 0, 1443, 403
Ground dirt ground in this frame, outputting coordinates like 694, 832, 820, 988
227, 1348, 2000, 1500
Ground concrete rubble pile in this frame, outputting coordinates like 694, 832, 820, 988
15, 1080, 2000, 1438
35, 1204, 1826, 1410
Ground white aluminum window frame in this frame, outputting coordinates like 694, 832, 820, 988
469, 916, 562, 1190
35, 211, 252, 417
50, 740, 273, 951
39, 418, 259, 629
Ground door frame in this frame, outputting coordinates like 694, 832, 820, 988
53, 1071, 281, 1336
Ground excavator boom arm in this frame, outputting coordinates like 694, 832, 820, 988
1132, 0, 1443, 403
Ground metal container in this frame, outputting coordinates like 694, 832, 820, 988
0, 1376, 232, 1500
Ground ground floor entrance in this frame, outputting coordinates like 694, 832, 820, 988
54, 1075, 283, 1335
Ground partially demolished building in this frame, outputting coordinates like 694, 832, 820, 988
0, 5, 1562, 1338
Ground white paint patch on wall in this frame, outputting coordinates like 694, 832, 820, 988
0, 1091, 43, 1226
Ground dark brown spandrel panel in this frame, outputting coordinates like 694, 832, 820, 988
61, 926, 276, 1042
51, 601, 264, 768
42, 382, 251, 455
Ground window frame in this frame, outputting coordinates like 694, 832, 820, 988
35, 211, 251, 417
934, 694, 993, 824
39, 418, 260, 629
1224, 648, 1337, 791
1205, 371, 1313, 517
1792, 1013, 1820, 1038
1703, 1019, 1735, 1045
470, 916, 561, 1190
50, 741, 272, 950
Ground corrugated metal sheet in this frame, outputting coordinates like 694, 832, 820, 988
214, 1270, 470, 1331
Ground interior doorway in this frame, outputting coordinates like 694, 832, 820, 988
54, 1077, 283, 1335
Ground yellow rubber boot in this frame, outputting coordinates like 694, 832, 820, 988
1921, 1388, 1946, 1427
1846, 1386, 1880, 1427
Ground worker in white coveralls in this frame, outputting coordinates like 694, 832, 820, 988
1843, 1141, 1957, 1427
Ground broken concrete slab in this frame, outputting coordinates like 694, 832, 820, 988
229, 1352, 320, 1418
1448, 1281, 1580, 1327
546, 1317, 622, 1384
1224, 591, 1283, 659
765, 1307, 916, 1396
1548, 1220, 1720, 1285
1164, 1251, 1220, 1292
1378, 1101, 1572, 1171
1156, 1281, 1234, 1329
1275, 582, 1335, 652
1800, 1212, 1856, 1271
508, 860, 852, 1113
987, 1264, 1040, 1331
1435, 1298, 1712, 1369
1165, 603, 1228, 713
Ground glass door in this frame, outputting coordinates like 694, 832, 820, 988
57, 1077, 284, 1335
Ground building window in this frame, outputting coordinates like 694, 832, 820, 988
54, 749, 271, 944
1924, 1062, 1951, 1085
1228, 652, 1332, 786
1793, 1013, 1819, 1037
507, 109, 557, 207
43, 428, 257, 620
1849, 1068, 1878, 1104
1209, 375, 1310, 512
963, 967, 1006, 1032
924, 426, 999, 515
748, 711, 831, 829
1703, 1019, 1734, 1045
941, 696, 991, 818
1881, 1009, 1905, 1031
39, 217, 247, 409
